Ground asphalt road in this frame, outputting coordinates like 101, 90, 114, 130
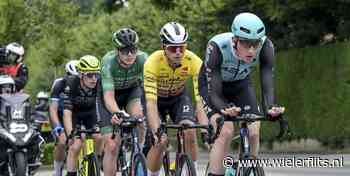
35, 153, 350, 176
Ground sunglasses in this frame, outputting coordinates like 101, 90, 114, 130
165, 44, 187, 53
83, 72, 100, 79
238, 38, 262, 49
119, 47, 138, 55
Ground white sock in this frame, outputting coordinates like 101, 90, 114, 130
193, 161, 198, 171
147, 169, 160, 176
53, 160, 64, 176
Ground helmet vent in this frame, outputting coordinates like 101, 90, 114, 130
171, 22, 180, 35
257, 27, 264, 34
240, 27, 251, 34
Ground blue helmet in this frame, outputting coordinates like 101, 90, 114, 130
231, 12, 265, 40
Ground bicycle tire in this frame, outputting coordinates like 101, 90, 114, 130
236, 166, 265, 176
175, 154, 197, 176
132, 153, 147, 176
77, 157, 89, 176
88, 154, 101, 176
204, 162, 210, 176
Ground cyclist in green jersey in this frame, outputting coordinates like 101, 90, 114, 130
97, 28, 148, 176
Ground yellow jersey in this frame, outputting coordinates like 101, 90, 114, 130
144, 50, 202, 102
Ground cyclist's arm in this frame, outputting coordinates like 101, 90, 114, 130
143, 58, 160, 133
14, 63, 28, 91
63, 109, 73, 136
145, 99, 160, 133
205, 42, 228, 112
191, 55, 208, 125
259, 38, 275, 113
63, 83, 74, 135
49, 101, 60, 127
101, 58, 121, 113
49, 78, 64, 127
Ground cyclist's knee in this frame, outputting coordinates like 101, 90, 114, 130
69, 142, 82, 154
105, 137, 121, 154
217, 124, 234, 143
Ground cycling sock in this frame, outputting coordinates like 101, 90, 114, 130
193, 161, 198, 171
147, 169, 160, 176
208, 173, 224, 176
66, 171, 77, 176
53, 160, 64, 176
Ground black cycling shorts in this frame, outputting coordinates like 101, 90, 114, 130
156, 92, 196, 124
72, 109, 98, 130
97, 86, 142, 127
200, 77, 262, 118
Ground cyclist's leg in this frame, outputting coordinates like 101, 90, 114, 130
146, 99, 169, 175
53, 115, 66, 176
204, 81, 237, 175
208, 113, 234, 175
66, 113, 83, 175
172, 92, 198, 168
234, 78, 261, 158
126, 86, 145, 148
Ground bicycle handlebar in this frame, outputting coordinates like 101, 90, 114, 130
111, 116, 145, 139
210, 113, 289, 144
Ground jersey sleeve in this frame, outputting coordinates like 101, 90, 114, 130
100, 53, 115, 92
205, 41, 228, 112
190, 54, 203, 103
138, 51, 148, 82
50, 78, 65, 102
259, 38, 276, 112
143, 54, 158, 101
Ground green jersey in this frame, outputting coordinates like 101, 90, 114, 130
101, 50, 148, 91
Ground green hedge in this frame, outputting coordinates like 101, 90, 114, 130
259, 42, 350, 147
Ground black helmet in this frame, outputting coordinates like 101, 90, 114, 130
112, 28, 139, 48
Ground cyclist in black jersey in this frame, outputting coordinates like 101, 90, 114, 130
49, 60, 79, 176
63, 55, 103, 176
199, 13, 285, 176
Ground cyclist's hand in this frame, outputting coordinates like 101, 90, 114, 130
267, 106, 285, 121
220, 106, 241, 117
111, 111, 129, 125
53, 125, 64, 137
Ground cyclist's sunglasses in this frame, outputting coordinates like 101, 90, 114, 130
238, 38, 262, 49
165, 44, 187, 53
119, 47, 138, 55
83, 72, 100, 79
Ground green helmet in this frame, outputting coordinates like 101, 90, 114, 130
231, 12, 265, 40
76, 55, 100, 73
112, 28, 139, 48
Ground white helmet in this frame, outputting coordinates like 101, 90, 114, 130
0, 75, 15, 94
6, 42, 24, 56
160, 22, 188, 44
37, 91, 49, 99
65, 60, 79, 76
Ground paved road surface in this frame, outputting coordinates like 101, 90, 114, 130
35, 153, 350, 176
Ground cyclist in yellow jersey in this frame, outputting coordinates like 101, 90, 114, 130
143, 22, 207, 176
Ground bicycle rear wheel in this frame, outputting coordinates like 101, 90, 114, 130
132, 153, 147, 176
175, 154, 196, 176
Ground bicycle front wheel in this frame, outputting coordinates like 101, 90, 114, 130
132, 153, 147, 176
87, 154, 101, 176
237, 166, 265, 176
175, 154, 196, 176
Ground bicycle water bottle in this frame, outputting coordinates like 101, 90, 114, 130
225, 167, 236, 176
